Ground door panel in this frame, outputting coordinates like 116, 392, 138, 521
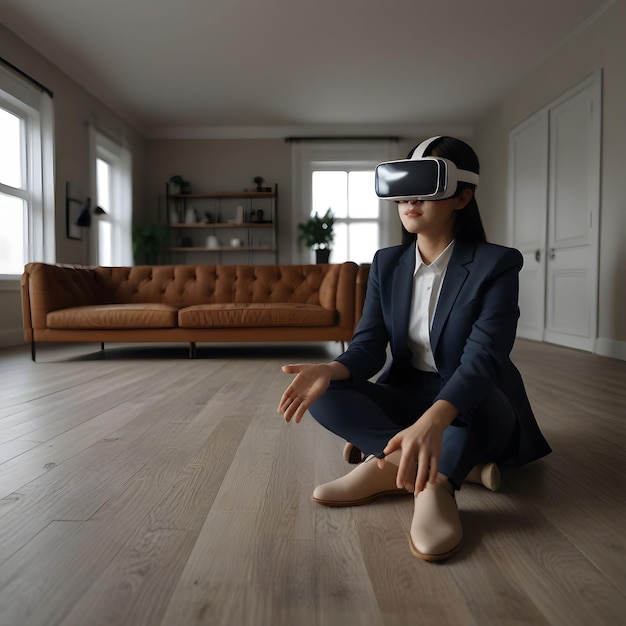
545, 248, 594, 350
509, 71, 600, 352
545, 73, 601, 351
508, 110, 549, 341
550, 94, 594, 248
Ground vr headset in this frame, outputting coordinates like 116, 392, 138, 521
375, 136, 480, 201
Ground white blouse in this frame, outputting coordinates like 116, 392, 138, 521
407, 240, 455, 372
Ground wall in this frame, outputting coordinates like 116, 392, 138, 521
3, 3, 625, 358
473, 0, 626, 359
0, 24, 146, 347
144, 137, 422, 266
144, 138, 292, 262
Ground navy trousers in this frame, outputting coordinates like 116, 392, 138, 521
308, 370, 518, 490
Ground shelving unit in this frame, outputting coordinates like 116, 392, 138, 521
165, 184, 278, 264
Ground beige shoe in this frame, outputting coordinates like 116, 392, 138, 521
465, 463, 501, 492
409, 482, 463, 561
312, 451, 412, 507
342, 442, 365, 464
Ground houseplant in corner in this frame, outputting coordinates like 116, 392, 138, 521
298, 208, 334, 264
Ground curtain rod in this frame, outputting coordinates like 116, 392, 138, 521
285, 136, 398, 143
0, 56, 54, 98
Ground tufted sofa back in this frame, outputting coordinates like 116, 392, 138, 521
22, 262, 359, 332
93, 265, 341, 307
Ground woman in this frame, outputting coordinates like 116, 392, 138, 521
277, 136, 551, 561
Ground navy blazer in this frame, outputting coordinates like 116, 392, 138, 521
336, 240, 551, 465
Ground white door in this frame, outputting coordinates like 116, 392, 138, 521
509, 70, 601, 352
508, 110, 549, 341
544, 73, 601, 351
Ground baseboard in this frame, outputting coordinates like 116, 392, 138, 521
3, 328, 624, 360
0, 327, 25, 348
595, 337, 626, 361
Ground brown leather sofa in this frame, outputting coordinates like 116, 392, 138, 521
21, 262, 367, 360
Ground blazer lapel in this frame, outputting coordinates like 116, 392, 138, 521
391, 245, 415, 362
430, 241, 475, 353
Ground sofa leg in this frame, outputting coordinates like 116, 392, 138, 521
31, 341, 36, 362
189, 342, 197, 358
340, 341, 346, 352
101, 342, 105, 351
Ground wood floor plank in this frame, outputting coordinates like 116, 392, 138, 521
58, 527, 196, 626
0, 395, 190, 563
355, 497, 475, 626
145, 402, 260, 531
0, 457, 146, 564
480, 496, 626, 626
0, 437, 41, 463
0, 394, 163, 498
0, 340, 624, 625
0, 520, 87, 625
505, 451, 626, 583
159, 511, 261, 626
447, 538, 551, 625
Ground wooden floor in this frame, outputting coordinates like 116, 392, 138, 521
0, 339, 624, 626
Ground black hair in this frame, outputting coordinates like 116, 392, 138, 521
400, 136, 487, 245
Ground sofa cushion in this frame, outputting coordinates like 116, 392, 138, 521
178, 303, 336, 328
47, 304, 179, 329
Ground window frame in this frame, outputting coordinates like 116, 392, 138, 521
291, 140, 397, 264
311, 168, 381, 265
0, 64, 55, 280
88, 127, 133, 266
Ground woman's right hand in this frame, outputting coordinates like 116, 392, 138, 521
277, 363, 334, 423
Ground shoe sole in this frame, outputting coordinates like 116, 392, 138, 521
312, 489, 412, 507
408, 534, 463, 562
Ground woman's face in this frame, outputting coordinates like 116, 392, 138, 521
397, 189, 472, 239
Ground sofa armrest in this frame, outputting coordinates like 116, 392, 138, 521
355, 263, 370, 328
318, 262, 359, 332
22, 263, 106, 331
21, 270, 34, 341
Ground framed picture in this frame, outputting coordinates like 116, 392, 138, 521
66, 199, 83, 240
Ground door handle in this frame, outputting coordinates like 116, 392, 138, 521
535, 249, 541, 262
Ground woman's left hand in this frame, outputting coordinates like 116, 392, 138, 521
379, 399, 459, 494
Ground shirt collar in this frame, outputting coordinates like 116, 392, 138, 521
414, 239, 455, 275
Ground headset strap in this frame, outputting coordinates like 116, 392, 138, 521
412, 136, 479, 186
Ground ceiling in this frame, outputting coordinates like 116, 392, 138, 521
1, 0, 613, 138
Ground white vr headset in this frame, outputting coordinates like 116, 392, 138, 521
375, 136, 480, 201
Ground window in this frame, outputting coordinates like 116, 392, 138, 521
0, 65, 54, 277
89, 128, 132, 266
0, 107, 25, 274
292, 140, 397, 264
312, 169, 380, 264
96, 156, 113, 265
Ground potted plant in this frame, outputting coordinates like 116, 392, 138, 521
252, 176, 271, 192
297, 208, 334, 263
132, 223, 168, 265
169, 175, 191, 195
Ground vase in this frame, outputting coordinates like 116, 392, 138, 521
315, 249, 331, 264
184, 208, 198, 224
